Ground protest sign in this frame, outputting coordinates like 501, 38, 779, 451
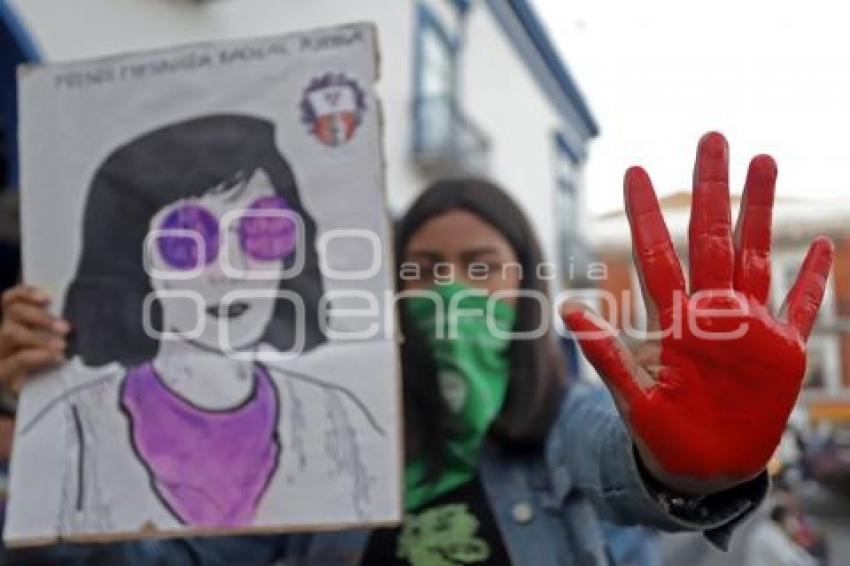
5, 23, 401, 545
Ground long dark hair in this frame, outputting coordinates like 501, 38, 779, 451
63, 114, 326, 366
397, 178, 567, 473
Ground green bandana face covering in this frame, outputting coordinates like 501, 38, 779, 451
403, 282, 516, 510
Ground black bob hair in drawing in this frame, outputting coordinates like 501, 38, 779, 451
63, 114, 326, 366
396, 177, 568, 473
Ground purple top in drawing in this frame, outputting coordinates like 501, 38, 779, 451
121, 362, 280, 527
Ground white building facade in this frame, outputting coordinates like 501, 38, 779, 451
0, 0, 598, 279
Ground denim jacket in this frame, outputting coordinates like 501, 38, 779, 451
4, 381, 766, 565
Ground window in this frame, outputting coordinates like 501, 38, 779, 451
553, 132, 584, 285
413, 5, 456, 153
418, 11, 455, 99
556, 180, 579, 245
412, 4, 490, 175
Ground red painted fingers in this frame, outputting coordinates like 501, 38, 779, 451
784, 236, 835, 341
624, 166, 686, 317
560, 302, 646, 407
733, 154, 777, 304
689, 132, 734, 293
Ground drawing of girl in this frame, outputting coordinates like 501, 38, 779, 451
15, 115, 382, 535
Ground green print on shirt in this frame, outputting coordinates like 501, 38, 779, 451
396, 503, 490, 565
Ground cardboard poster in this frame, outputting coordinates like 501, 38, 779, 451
5, 23, 401, 545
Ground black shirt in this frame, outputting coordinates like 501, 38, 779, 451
361, 476, 512, 565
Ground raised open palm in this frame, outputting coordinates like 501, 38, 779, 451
563, 132, 834, 494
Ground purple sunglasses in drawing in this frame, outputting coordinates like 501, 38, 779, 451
156, 196, 298, 270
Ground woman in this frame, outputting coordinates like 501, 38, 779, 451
4, 115, 383, 541
0, 132, 835, 564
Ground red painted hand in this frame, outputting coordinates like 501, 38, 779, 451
563, 132, 834, 494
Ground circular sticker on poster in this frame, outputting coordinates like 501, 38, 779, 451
300, 73, 367, 147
